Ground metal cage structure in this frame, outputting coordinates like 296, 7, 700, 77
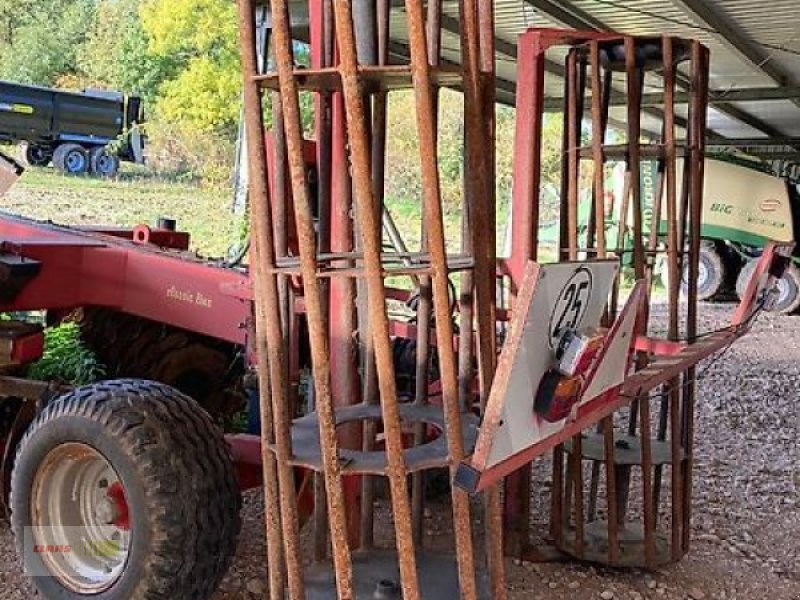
498, 29, 712, 568
237, 0, 505, 598
234, 0, 751, 595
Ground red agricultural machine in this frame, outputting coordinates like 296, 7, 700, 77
0, 1, 791, 599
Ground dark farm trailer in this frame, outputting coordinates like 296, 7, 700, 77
0, 81, 145, 177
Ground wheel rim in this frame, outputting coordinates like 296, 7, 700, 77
95, 153, 115, 175
696, 258, 710, 290
28, 147, 48, 163
65, 151, 86, 173
774, 273, 796, 309
31, 443, 131, 593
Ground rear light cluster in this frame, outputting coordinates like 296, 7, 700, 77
534, 329, 605, 423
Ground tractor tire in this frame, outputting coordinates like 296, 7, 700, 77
10, 379, 241, 600
75, 308, 244, 419
53, 143, 89, 176
23, 144, 52, 167
736, 257, 800, 315
89, 147, 120, 178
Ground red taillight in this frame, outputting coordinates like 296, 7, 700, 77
534, 370, 582, 423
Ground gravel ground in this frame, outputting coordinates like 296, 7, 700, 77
1, 304, 798, 599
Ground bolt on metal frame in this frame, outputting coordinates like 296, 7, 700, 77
237, 0, 505, 597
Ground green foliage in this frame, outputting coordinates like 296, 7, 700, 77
157, 56, 241, 133
0, 0, 95, 85
140, 0, 241, 133
28, 322, 105, 385
79, 0, 170, 102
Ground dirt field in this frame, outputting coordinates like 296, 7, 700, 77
0, 174, 797, 599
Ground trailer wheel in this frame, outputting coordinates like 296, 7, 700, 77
685, 243, 726, 301
737, 258, 800, 315
53, 144, 89, 175
89, 147, 120, 178
10, 379, 241, 600
23, 144, 52, 167
660, 243, 727, 300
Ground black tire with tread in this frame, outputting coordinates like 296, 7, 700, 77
10, 379, 241, 600
89, 146, 120, 177
52, 143, 89, 175
23, 144, 52, 167
685, 243, 726, 301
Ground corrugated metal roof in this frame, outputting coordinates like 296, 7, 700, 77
389, 0, 800, 165
284, 0, 800, 166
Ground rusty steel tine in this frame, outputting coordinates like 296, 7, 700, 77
562, 453, 574, 532
402, 0, 480, 596
237, 1, 305, 596
462, 0, 497, 414
363, 0, 392, 550
683, 41, 710, 553
269, 1, 356, 597
661, 35, 685, 561
588, 460, 600, 522
609, 168, 631, 320
558, 52, 573, 262
566, 50, 580, 260
550, 446, 565, 544
271, 95, 297, 416
314, 4, 334, 450
639, 394, 657, 565
590, 42, 606, 259
472, 13, 507, 600
456, 1, 477, 420
652, 390, 670, 521
461, 1, 504, 594
330, 2, 423, 598
412, 0, 441, 544
314, 473, 329, 563
602, 416, 620, 564
571, 433, 585, 557
427, 0, 443, 63
625, 38, 645, 281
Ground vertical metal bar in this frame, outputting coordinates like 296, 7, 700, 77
682, 40, 710, 554
411, 0, 440, 545
590, 42, 606, 260
237, 1, 303, 596
331, 2, 424, 597
661, 36, 684, 561
566, 50, 580, 260
362, 0, 391, 550
402, 0, 479, 596
602, 417, 619, 564
559, 51, 574, 262
508, 33, 546, 283
625, 38, 645, 281
476, 1, 505, 595
639, 394, 657, 565
269, 2, 355, 597
550, 445, 564, 544
571, 433, 585, 557
461, 1, 504, 595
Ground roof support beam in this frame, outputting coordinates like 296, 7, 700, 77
670, 0, 800, 109
524, 0, 796, 139
522, 0, 609, 31
708, 137, 800, 148
543, 86, 800, 110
